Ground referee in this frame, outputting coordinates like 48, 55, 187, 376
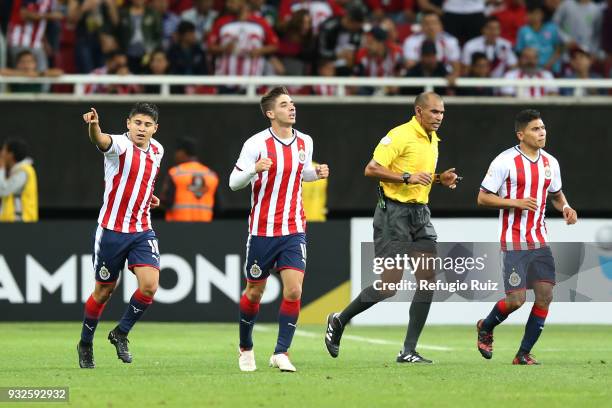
325, 92, 458, 363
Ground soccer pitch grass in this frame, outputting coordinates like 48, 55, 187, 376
1, 323, 610, 408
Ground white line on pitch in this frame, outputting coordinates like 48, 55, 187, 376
254, 326, 453, 351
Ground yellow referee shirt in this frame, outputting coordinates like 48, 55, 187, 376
372, 116, 439, 204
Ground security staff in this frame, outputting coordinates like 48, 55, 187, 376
0, 139, 38, 222
325, 92, 459, 363
162, 138, 219, 222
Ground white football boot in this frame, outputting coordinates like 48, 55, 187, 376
238, 348, 257, 372
269, 353, 297, 372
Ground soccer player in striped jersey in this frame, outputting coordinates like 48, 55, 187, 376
229, 86, 329, 372
77, 103, 164, 368
476, 109, 577, 365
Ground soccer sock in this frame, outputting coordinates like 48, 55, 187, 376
403, 289, 433, 353
481, 299, 511, 332
274, 298, 301, 354
239, 294, 260, 351
117, 289, 153, 334
519, 305, 548, 354
338, 285, 390, 326
80, 295, 107, 345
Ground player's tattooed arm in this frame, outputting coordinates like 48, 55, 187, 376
550, 191, 577, 225
82, 107, 112, 151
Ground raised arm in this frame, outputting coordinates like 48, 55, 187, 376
82, 107, 112, 151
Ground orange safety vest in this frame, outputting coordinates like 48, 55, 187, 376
165, 161, 219, 222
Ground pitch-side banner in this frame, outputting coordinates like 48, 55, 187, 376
0, 221, 350, 322
350, 218, 612, 324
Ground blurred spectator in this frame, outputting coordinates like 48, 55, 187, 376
561, 48, 604, 95
84, 50, 141, 94
151, 0, 180, 49
208, 0, 278, 92
354, 26, 403, 95
491, 0, 526, 46
553, 0, 603, 56
516, 5, 563, 73
457, 51, 495, 95
168, 21, 208, 93
416, 0, 443, 17
250, 0, 278, 28
365, 0, 415, 24
181, 0, 219, 43
543, 0, 562, 21
116, 0, 162, 73
168, 0, 193, 14
603, 0, 612, 75
312, 58, 338, 95
442, 0, 486, 44
0, 138, 38, 223
0, 49, 63, 93
6, 0, 64, 71
461, 16, 517, 77
501, 47, 558, 97
402, 12, 460, 77
279, 0, 344, 33
144, 48, 170, 94
67, 0, 119, 73
317, 3, 365, 76
380, 17, 400, 44
274, 9, 316, 75
401, 40, 449, 95
162, 137, 219, 222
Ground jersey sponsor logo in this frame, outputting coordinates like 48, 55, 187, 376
250, 262, 262, 278
99, 265, 110, 281
509, 270, 521, 287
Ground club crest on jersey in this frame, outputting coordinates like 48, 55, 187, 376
298, 149, 306, 163
99, 265, 110, 281
509, 270, 521, 287
250, 262, 262, 278
544, 165, 552, 179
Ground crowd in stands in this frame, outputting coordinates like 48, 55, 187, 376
0, 0, 611, 96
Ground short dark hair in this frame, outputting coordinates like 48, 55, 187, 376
176, 137, 197, 156
177, 20, 196, 35
15, 50, 34, 65
515, 109, 541, 132
260, 86, 289, 117
484, 16, 500, 26
129, 102, 159, 123
471, 51, 488, 65
4, 139, 29, 162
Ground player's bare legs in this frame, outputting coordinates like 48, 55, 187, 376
513, 282, 553, 365
239, 281, 266, 372
109, 266, 159, 363
78, 281, 118, 368
269, 269, 302, 372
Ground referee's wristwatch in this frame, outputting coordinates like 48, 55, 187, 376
402, 172, 411, 185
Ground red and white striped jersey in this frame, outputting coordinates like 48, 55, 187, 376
355, 43, 403, 77
279, 0, 343, 33
207, 14, 279, 77
234, 128, 314, 237
461, 36, 517, 78
98, 134, 164, 233
7, 0, 52, 49
480, 146, 562, 249
501, 69, 557, 98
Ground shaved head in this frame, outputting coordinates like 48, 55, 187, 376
414, 92, 442, 110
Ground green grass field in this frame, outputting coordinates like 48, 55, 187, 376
1, 323, 611, 407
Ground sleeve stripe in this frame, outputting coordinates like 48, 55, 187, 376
479, 185, 498, 195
